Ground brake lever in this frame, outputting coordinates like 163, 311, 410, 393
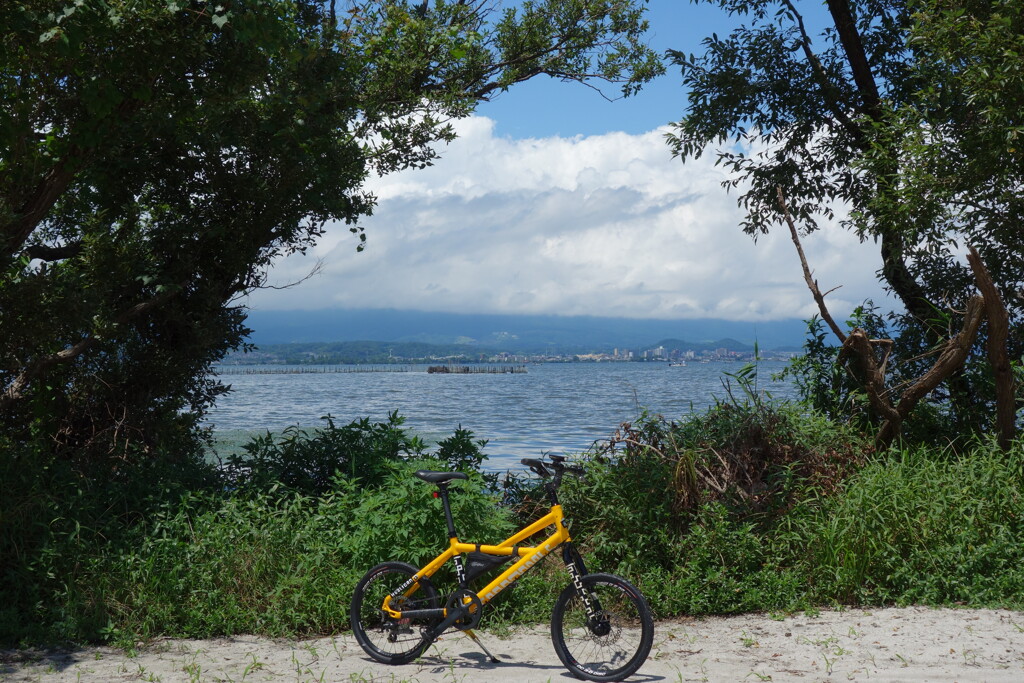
521, 458, 551, 478
548, 458, 585, 479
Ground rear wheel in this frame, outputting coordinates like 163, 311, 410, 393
350, 562, 440, 665
550, 573, 654, 681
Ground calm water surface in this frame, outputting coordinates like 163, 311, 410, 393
206, 361, 797, 470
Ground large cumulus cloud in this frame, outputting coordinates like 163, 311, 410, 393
248, 117, 888, 321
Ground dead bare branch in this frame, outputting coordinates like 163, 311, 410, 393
776, 186, 847, 343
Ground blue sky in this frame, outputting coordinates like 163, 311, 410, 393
247, 1, 891, 323
476, 1, 728, 138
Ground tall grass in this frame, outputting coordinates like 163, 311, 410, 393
794, 439, 1024, 606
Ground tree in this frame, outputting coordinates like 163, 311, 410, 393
666, 0, 1021, 445
861, 0, 1024, 447
0, 0, 661, 463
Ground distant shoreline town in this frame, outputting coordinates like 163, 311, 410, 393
222, 339, 801, 366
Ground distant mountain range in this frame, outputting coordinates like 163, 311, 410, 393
240, 308, 810, 354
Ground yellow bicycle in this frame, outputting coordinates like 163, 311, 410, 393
350, 455, 654, 682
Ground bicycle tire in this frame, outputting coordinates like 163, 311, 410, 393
350, 561, 440, 665
550, 573, 654, 682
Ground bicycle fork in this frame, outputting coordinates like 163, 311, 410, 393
562, 543, 610, 635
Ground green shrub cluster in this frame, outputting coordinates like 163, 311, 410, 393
92, 460, 511, 641
555, 401, 864, 616
5, 404, 1024, 647
562, 410, 1024, 617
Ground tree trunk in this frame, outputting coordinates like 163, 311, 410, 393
967, 247, 1016, 450
2, 164, 75, 261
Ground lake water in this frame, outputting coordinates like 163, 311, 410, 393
206, 361, 798, 471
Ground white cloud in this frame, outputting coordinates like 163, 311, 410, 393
248, 117, 890, 321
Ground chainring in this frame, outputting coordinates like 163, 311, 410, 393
445, 589, 483, 630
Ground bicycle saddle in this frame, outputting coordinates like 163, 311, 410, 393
414, 470, 468, 484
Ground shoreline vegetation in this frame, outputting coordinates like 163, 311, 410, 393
222, 339, 798, 366
4, 371, 1024, 649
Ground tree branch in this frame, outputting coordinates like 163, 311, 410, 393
841, 328, 900, 429
824, 0, 881, 119
874, 295, 986, 449
0, 286, 183, 410
778, 0, 864, 142
24, 242, 83, 262
2, 163, 75, 260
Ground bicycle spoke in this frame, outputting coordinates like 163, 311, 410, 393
351, 562, 438, 665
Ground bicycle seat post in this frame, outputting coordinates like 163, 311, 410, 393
436, 483, 458, 539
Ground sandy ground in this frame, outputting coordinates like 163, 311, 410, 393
4, 607, 1024, 682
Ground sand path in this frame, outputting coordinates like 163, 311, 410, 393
4, 607, 1024, 682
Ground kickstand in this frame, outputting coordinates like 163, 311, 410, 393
463, 629, 500, 663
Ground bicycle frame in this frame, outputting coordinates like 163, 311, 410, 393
381, 502, 571, 621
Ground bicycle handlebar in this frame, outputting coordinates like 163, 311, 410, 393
521, 457, 584, 479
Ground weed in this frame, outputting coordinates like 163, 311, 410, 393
821, 651, 837, 675
241, 652, 264, 678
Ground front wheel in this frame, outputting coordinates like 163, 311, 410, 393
550, 573, 654, 682
350, 561, 439, 665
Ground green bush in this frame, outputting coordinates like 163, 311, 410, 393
638, 503, 808, 617
0, 439, 222, 644
221, 412, 428, 494
83, 458, 514, 641
560, 401, 867, 576
0, 416, 498, 644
